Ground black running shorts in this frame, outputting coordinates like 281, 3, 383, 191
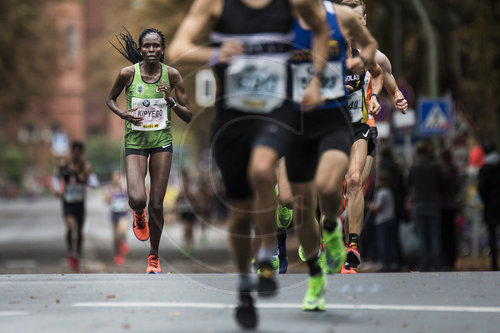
286, 106, 352, 183
211, 107, 293, 200
63, 201, 85, 227
352, 122, 377, 157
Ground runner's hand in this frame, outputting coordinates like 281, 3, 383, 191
301, 76, 323, 112
368, 97, 381, 116
120, 107, 143, 126
393, 92, 408, 113
157, 79, 171, 100
219, 40, 244, 63
157, 79, 177, 106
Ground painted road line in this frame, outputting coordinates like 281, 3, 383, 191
0, 311, 29, 316
72, 302, 500, 313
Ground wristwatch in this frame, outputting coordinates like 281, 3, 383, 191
370, 93, 380, 102
167, 97, 177, 109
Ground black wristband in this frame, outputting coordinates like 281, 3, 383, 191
167, 97, 177, 109
370, 93, 380, 102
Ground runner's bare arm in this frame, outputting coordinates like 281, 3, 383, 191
291, 0, 329, 77
292, 0, 330, 108
165, 67, 192, 123
106, 66, 143, 125
368, 63, 383, 115
375, 50, 408, 113
167, 0, 223, 64
335, 4, 377, 73
369, 63, 383, 95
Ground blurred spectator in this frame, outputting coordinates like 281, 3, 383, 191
368, 172, 398, 271
408, 141, 444, 271
440, 149, 460, 270
378, 145, 407, 269
176, 169, 198, 255
104, 171, 129, 266
467, 136, 485, 176
478, 140, 500, 271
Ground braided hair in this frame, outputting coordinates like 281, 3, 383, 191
111, 27, 166, 64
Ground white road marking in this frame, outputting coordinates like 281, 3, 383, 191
72, 302, 500, 313
0, 311, 29, 316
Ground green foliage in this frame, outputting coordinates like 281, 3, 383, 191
85, 135, 124, 182
0, 139, 29, 186
0, 0, 59, 119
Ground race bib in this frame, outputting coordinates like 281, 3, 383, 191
348, 89, 363, 123
63, 184, 84, 203
111, 196, 128, 212
292, 61, 345, 103
131, 97, 168, 131
224, 56, 287, 113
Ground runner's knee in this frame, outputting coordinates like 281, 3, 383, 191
128, 194, 146, 211
347, 171, 362, 194
249, 162, 275, 190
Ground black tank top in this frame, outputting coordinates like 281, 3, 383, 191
210, 0, 294, 118
213, 0, 293, 38
60, 161, 86, 203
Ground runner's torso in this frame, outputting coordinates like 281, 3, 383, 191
210, 0, 294, 118
60, 162, 86, 204
125, 62, 172, 149
290, 1, 348, 109
346, 48, 369, 124
109, 185, 128, 213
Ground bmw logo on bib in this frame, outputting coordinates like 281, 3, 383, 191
143, 100, 150, 107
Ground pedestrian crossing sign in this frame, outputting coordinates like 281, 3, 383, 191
418, 98, 453, 136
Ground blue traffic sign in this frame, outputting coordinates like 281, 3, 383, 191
418, 98, 453, 136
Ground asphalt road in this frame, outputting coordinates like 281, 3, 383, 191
0, 192, 235, 274
1, 272, 499, 333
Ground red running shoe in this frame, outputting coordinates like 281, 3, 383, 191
345, 243, 361, 268
133, 210, 149, 241
114, 254, 124, 266
146, 255, 161, 274
68, 255, 79, 272
340, 264, 358, 274
119, 241, 129, 256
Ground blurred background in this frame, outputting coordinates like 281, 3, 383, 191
0, 0, 499, 274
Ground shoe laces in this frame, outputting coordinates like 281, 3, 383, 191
148, 256, 159, 268
135, 212, 146, 229
348, 243, 358, 250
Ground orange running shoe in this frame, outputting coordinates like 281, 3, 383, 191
119, 241, 129, 256
340, 264, 358, 274
146, 255, 161, 274
114, 254, 124, 266
345, 243, 361, 267
133, 210, 149, 241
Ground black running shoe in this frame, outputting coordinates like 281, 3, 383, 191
276, 231, 288, 274
257, 261, 278, 297
235, 291, 257, 329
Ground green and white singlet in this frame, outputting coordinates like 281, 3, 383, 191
124, 62, 172, 149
